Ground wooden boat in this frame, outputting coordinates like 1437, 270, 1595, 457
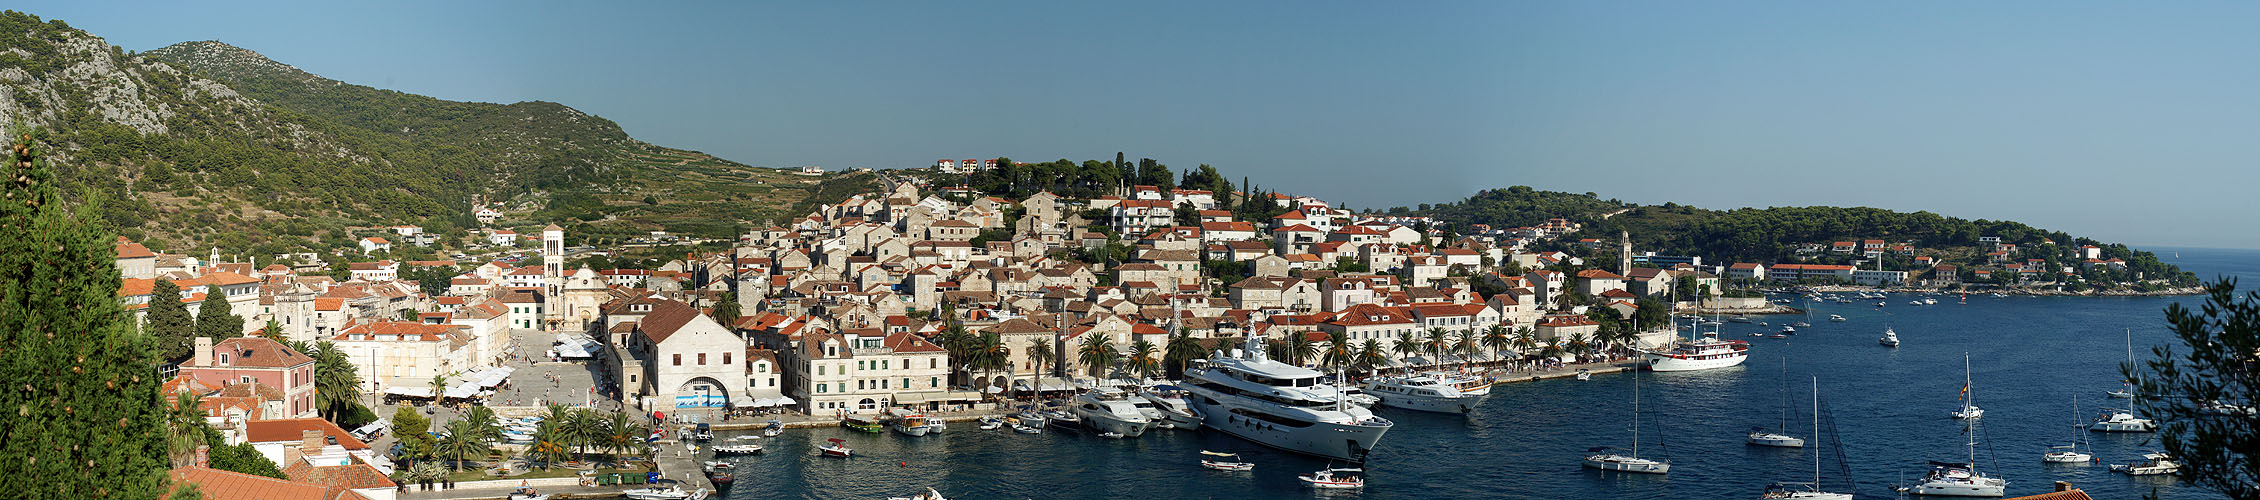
841, 415, 884, 434
1199, 451, 1254, 471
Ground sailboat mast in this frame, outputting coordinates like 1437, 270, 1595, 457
1811, 376, 1821, 486
1632, 366, 1640, 458
1778, 356, 1789, 434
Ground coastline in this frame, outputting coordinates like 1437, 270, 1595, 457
1793, 284, 2204, 297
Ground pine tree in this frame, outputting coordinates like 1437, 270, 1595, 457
0, 131, 171, 498
194, 290, 243, 340
147, 279, 194, 362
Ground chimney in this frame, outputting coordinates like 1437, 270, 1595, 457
2055, 481, 2072, 492
193, 445, 209, 468
301, 429, 325, 453
193, 337, 213, 366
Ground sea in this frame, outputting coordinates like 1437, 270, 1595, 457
712, 246, 2258, 500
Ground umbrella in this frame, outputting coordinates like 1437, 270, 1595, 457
775, 396, 798, 406
983, 386, 1005, 394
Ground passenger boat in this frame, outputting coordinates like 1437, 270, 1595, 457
818, 438, 852, 457
1182, 336, 1392, 462
2111, 452, 2181, 475
1297, 467, 1366, 489
1199, 451, 1254, 471
889, 410, 938, 437
841, 415, 884, 434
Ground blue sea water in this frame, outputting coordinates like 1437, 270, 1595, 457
713, 247, 2257, 500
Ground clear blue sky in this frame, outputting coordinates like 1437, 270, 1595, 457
27, 1, 2260, 249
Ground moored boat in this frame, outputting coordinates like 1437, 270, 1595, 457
818, 438, 852, 457
2111, 452, 2181, 475
711, 444, 763, 455
841, 415, 884, 434
1199, 450, 1254, 471
1297, 467, 1365, 489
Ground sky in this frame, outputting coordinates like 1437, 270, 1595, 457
25, 1, 2260, 248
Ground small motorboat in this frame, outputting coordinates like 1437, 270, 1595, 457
763, 419, 784, 437
1011, 423, 1042, 434
727, 435, 761, 442
1575, 369, 1591, 381
1298, 467, 1366, 489
622, 480, 697, 500
684, 423, 714, 441
977, 417, 1003, 430
1768, 334, 1789, 339
712, 444, 763, 455
885, 487, 949, 500
1879, 327, 1900, 347
2111, 452, 2181, 475
1828, 314, 1847, 322
1749, 333, 1766, 337
508, 486, 550, 500
702, 461, 734, 486
819, 438, 852, 457
2089, 409, 2156, 432
1199, 451, 1254, 471
1779, 325, 1796, 335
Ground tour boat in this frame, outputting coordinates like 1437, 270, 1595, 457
1585, 365, 1668, 474
2043, 395, 2093, 464
1298, 467, 1366, 489
841, 415, 884, 434
1950, 354, 1984, 420
1639, 333, 1749, 372
2111, 452, 2181, 475
818, 438, 852, 457
1068, 387, 1154, 437
1199, 451, 1254, 471
1183, 336, 1392, 463
884, 487, 949, 500
890, 411, 938, 437
2088, 408, 2155, 432
1758, 377, 1852, 500
1879, 327, 1899, 347
711, 444, 763, 455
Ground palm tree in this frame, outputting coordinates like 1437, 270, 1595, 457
1127, 340, 1161, 381
309, 341, 362, 422
435, 419, 493, 472
166, 392, 210, 468
1076, 333, 1118, 381
972, 332, 1011, 398
1391, 330, 1423, 370
1354, 339, 1390, 375
1480, 325, 1513, 367
1513, 327, 1539, 370
1567, 332, 1593, 361
1453, 332, 1479, 370
1319, 335, 1353, 373
1024, 338, 1054, 385
429, 373, 449, 405
460, 405, 502, 444
561, 408, 601, 463
599, 411, 649, 465
935, 323, 976, 386
1286, 332, 1319, 367
527, 419, 571, 470
1424, 328, 1451, 367
1162, 331, 1206, 379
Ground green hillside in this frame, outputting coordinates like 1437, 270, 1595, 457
0, 10, 847, 258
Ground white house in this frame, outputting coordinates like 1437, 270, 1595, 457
358, 237, 391, 255
623, 300, 752, 411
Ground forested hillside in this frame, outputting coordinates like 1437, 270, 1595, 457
0, 11, 838, 258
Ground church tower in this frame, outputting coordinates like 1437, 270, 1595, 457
543, 223, 565, 331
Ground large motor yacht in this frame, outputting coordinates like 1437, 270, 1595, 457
1137, 385, 1204, 430
1067, 387, 1154, 437
1362, 372, 1492, 414
1183, 337, 1393, 462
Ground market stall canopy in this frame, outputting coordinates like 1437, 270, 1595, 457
382, 386, 435, 398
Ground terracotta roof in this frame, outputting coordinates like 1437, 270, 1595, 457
2002, 488, 2093, 500
283, 461, 396, 491
118, 278, 157, 297
883, 331, 946, 353
243, 418, 370, 450
204, 337, 314, 368
169, 466, 330, 500
192, 271, 262, 286
115, 237, 157, 259
637, 300, 707, 344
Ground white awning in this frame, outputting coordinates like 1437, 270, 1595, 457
774, 396, 798, 406
443, 383, 481, 399
731, 399, 762, 408
749, 398, 777, 407
983, 386, 1005, 394
382, 386, 434, 398
1036, 377, 1074, 392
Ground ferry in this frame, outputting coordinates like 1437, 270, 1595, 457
1183, 336, 1393, 462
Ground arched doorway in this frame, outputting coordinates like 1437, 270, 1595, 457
857, 398, 880, 411
675, 377, 731, 408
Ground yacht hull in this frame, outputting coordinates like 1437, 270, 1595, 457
1640, 351, 1748, 372
1189, 397, 1388, 463
1582, 454, 1669, 474
1908, 481, 2005, 497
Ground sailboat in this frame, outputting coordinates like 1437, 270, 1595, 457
1790, 296, 1813, 328
1584, 365, 1669, 474
2092, 329, 2156, 432
2043, 395, 2093, 464
1749, 356, 1805, 448
1898, 421, 2008, 497
2106, 328, 2136, 399
1759, 377, 1852, 500
1949, 354, 1984, 419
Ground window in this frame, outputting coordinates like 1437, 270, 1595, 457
929, 359, 936, 369
857, 380, 865, 390
902, 378, 910, 389
698, 353, 707, 365
930, 377, 938, 388
818, 365, 825, 376
818, 383, 827, 393
881, 360, 889, 370
216, 353, 230, 365
673, 354, 682, 366
756, 362, 768, 373
723, 352, 732, 365
769, 378, 775, 387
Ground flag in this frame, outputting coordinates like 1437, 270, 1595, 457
1960, 384, 1969, 396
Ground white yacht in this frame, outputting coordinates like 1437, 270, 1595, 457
1137, 386, 1204, 430
2043, 395, 2093, 464
2088, 408, 2155, 432
1363, 372, 1492, 414
1758, 377, 1852, 500
1585, 364, 1667, 474
2111, 452, 2181, 475
1878, 327, 1900, 347
1640, 333, 1750, 372
1899, 419, 2007, 497
1750, 356, 1804, 448
1183, 337, 1394, 463
1067, 387, 1155, 437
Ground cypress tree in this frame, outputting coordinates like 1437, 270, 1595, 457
147, 279, 194, 362
194, 290, 243, 340
0, 131, 171, 498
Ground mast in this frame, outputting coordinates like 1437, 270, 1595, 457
1962, 353, 1975, 413
1778, 356, 1789, 435
1811, 376, 1821, 486
1631, 362, 1641, 459
2124, 328, 2135, 398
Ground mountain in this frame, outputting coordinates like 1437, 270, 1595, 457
0, 10, 859, 257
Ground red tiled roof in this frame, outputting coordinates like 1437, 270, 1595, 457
243, 418, 369, 450
115, 237, 157, 259
205, 337, 314, 368
170, 466, 330, 500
